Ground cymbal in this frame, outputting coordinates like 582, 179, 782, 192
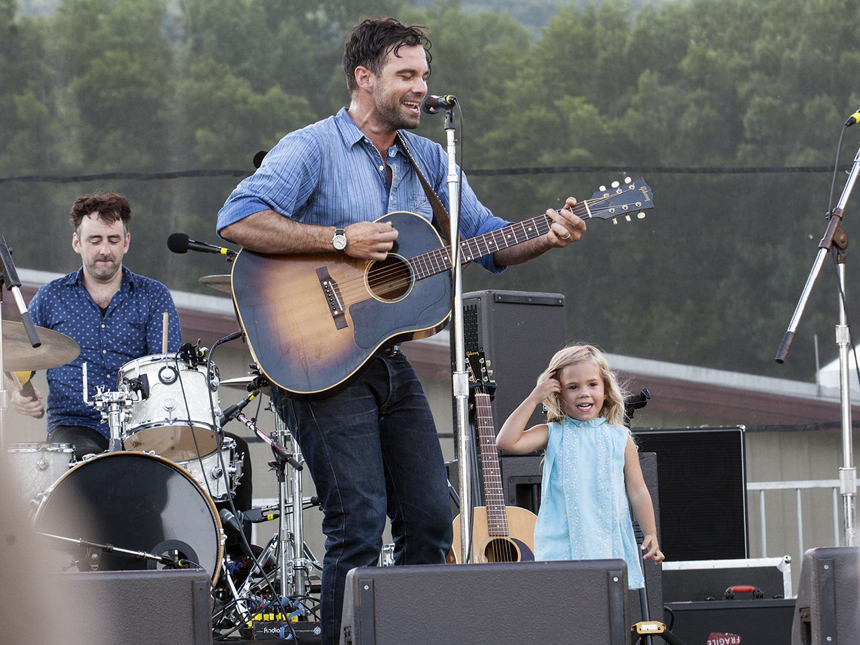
2, 321, 81, 371
200, 274, 232, 294
220, 375, 271, 398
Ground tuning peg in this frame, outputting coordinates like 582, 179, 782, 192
637, 212, 646, 219
611, 181, 620, 189
599, 185, 606, 192
612, 217, 618, 225
624, 177, 632, 184
625, 214, 632, 222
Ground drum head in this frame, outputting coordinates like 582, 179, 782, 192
35, 452, 223, 584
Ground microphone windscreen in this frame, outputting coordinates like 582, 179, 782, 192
167, 233, 190, 253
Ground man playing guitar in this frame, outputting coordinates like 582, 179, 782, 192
217, 17, 585, 645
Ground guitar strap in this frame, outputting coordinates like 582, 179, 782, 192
396, 132, 456, 245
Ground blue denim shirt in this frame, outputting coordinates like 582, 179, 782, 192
30, 266, 182, 438
217, 107, 510, 273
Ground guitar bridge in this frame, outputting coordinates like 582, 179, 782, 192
316, 266, 347, 330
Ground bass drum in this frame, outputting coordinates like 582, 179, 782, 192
34, 451, 224, 584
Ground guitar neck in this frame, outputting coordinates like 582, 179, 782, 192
474, 391, 510, 537
409, 210, 562, 280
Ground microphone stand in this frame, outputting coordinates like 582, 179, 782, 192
774, 143, 860, 547
435, 105, 473, 564
0, 235, 42, 456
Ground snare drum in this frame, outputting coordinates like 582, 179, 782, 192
6, 443, 75, 508
35, 451, 224, 584
178, 436, 240, 501
119, 354, 219, 462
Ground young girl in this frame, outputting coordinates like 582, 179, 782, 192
496, 344, 663, 589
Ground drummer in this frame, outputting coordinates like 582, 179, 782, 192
7, 193, 182, 461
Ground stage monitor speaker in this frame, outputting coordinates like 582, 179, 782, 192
792, 546, 860, 645
462, 290, 566, 433
340, 560, 629, 645
633, 426, 748, 561
47, 569, 212, 645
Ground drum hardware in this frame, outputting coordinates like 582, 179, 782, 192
211, 379, 320, 635
37, 531, 194, 573
83, 362, 137, 452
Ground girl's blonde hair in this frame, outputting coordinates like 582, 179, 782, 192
538, 344, 627, 427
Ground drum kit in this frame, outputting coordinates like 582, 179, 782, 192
3, 302, 323, 638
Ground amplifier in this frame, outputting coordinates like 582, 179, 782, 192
663, 556, 792, 602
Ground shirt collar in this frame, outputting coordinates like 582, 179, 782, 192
334, 107, 404, 157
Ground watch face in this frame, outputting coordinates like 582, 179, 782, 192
333, 234, 347, 251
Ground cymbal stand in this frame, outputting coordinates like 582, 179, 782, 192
0, 235, 42, 455
227, 406, 311, 602
272, 410, 311, 603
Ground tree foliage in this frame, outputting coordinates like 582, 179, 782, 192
1, 0, 859, 382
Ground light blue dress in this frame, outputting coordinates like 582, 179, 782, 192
534, 416, 645, 589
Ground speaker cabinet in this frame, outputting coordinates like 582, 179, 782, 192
632, 426, 748, 560
340, 560, 629, 645
48, 569, 212, 645
792, 546, 860, 644
462, 290, 566, 431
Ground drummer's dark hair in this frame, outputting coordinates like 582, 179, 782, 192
70, 193, 132, 232
343, 17, 431, 95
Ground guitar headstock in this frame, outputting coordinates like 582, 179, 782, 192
583, 177, 653, 225
466, 350, 496, 393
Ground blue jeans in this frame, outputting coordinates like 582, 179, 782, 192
273, 352, 453, 645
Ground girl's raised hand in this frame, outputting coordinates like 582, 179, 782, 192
530, 375, 560, 404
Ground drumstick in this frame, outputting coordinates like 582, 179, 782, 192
162, 311, 168, 354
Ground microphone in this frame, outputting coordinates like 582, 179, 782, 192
846, 109, 860, 127
422, 94, 457, 114
219, 509, 254, 556
219, 391, 258, 427
167, 232, 235, 257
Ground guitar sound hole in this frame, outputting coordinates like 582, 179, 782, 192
366, 256, 411, 302
482, 538, 519, 563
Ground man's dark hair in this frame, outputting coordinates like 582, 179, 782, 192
343, 17, 432, 95
70, 193, 132, 231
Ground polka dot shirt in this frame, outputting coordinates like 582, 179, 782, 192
29, 266, 182, 439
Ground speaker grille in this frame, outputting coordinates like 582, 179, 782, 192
633, 427, 748, 560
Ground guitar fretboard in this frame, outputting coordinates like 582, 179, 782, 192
475, 392, 510, 537
409, 212, 554, 280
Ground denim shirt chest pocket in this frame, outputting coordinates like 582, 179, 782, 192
408, 194, 434, 220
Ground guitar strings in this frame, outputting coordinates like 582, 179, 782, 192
328, 189, 634, 306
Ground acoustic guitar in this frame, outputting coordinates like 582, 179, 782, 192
448, 351, 537, 563
231, 178, 653, 397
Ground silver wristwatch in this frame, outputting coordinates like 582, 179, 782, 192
332, 227, 347, 253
